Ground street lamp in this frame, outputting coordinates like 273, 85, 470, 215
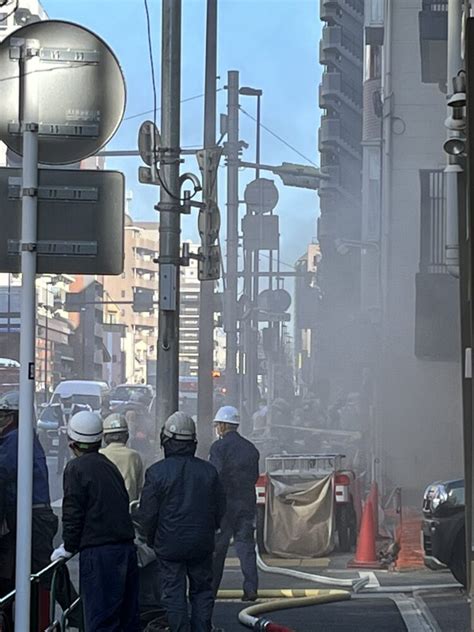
239, 86, 263, 421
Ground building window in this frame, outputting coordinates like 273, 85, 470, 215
364, 45, 382, 81
121, 290, 126, 298
419, 170, 446, 274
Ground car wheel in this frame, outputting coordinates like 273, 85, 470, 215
449, 531, 467, 588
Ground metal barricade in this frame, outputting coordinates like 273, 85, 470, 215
266, 453, 346, 478
0, 556, 82, 632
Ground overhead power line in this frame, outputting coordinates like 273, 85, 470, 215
240, 106, 319, 168
123, 92, 222, 122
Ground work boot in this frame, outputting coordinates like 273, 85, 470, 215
241, 591, 258, 602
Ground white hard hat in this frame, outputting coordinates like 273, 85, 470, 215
214, 405, 240, 425
103, 413, 128, 435
68, 410, 103, 444
161, 411, 196, 443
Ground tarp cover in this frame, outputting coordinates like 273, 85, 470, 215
264, 473, 335, 558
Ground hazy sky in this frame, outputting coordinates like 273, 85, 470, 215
42, 0, 322, 267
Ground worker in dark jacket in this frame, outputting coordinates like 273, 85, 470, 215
139, 411, 225, 632
210, 406, 260, 601
0, 393, 78, 626
51, 410, 140, 632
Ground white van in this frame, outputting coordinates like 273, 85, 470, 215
50, 380, 109, 413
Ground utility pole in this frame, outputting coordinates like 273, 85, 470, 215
197, 0, 217, 455
225, 70, 240, 406
156, 0, 182, 428
15, 37, 39, 629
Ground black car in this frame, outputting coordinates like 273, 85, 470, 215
422, 478, 466, 587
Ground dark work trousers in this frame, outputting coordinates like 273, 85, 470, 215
80, 541, 140, 632
213, 512, 258, 596
0, 508, 81, 628
158, 555, 214, 632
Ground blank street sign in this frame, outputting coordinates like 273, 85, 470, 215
0, 168, 125, 274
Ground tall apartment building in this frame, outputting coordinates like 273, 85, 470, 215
359, 0, 462, 498
179, 244, 201, 377
102, 217, 159, 385
317, 0, 365, 394
293, 243, 321, 393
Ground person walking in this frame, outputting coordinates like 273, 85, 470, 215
139, 412, 225, 632
100, 412, 144, 502
210, 406, 260, 601
52, 410, 140, 631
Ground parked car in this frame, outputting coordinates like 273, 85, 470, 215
37, 380, 109, 453
422, 478, 466, 587
109, 384, 154, 409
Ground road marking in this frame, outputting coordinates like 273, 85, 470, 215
390, 593, 439, 632
358, 571, 380, 588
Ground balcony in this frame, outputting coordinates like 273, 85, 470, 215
320, 25, 363, 68
320, 0, 364, 22
419, 0, 447, 85
320, 0, 338, 23
319, 116, 362, 160
320, 71, 362, 109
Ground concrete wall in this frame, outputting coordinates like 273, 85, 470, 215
378, 0, 462, 499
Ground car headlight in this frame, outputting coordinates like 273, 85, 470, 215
430, 484, 448, 512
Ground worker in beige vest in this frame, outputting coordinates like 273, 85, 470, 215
100, 413, 144, 502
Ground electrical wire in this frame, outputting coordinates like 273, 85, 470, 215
240, 106, 319, 168
143, 0, 197, 204
123, 91, 222, 122
0, 0, 18, 23
143, 0, 158, 154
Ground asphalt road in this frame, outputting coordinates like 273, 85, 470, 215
46, 456, 469, 631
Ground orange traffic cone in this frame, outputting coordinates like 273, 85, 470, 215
348, 499, 382, 568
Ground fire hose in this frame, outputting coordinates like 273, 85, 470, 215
237, 590, 351, 631
256, 548, 369, 592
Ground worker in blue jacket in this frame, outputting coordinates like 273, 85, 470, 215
0, 392, 78, 625
139, 412, 225, 632
210, 406, 260, 601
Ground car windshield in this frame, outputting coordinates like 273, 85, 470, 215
111, 386, 151, 401
51, 394, 100, 409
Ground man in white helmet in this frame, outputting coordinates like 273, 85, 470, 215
52, 410, 140, 631
139, 411, 226, 632
99, 413, 144, 501
210, 405, 260, 601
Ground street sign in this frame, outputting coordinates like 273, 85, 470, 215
133, 288, 155, 312
0, 20, 126, 164
244, 178, 279, 214
0, 168, 125, 274
242, 214, 279, 251
138, 120, 161, 167
258, 288, 292, 313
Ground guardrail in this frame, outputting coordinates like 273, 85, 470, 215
0, 556, 82, 632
